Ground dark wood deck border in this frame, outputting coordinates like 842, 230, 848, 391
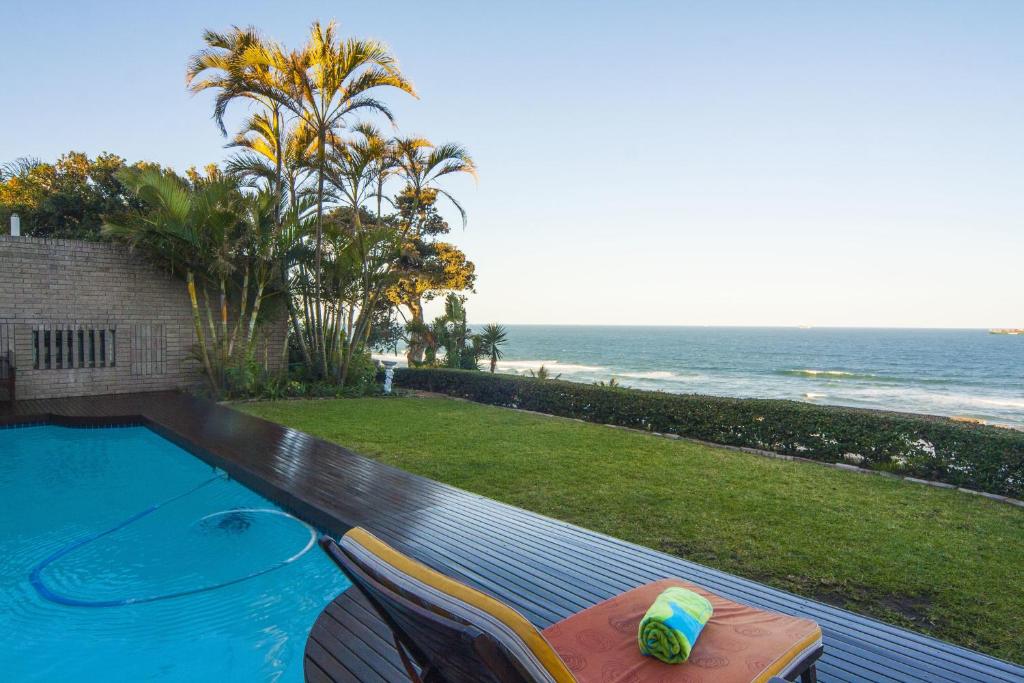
3, 391, 1022, 683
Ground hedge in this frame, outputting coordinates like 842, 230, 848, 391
394, 368, 1024, 498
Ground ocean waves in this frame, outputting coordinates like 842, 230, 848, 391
496, 359, 609, 374
374, 326, 1023, 427
618, 370, 698, 380
373, 354, 612, 376
779, 368, 871, 379
776, 368, 957, 385
500, 362, 700, 383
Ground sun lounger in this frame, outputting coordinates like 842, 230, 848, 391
319, 528, 823, 682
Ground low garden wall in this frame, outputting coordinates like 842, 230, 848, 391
394, 368, 1024, 498
0, 235, 286, 400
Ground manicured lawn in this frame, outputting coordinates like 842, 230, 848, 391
238, 396, 1024, 664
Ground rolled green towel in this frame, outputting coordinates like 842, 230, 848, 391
638, 587, 714, 664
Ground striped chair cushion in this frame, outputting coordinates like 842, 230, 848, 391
339, 527, 578, 683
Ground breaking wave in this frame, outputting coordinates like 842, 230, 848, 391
778, 369, 881, 380
497, 359, 608, 374
618, 370, 696, 380
776, 368, 959, 385
973, 397, 1024, 409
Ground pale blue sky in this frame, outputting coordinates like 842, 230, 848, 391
2, 1, 1021, 327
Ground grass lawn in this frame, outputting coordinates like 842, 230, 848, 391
238, 395, 1024, 664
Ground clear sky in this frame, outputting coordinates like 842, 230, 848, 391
2, 1, 1021, 327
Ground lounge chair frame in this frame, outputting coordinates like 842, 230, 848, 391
322, 536, 539, 683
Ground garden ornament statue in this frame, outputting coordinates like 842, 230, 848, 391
382, 361, 397, 394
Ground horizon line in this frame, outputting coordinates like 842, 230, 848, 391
466, 323, 1017, 331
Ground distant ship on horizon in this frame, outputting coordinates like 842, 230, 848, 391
989, 328, 1023, 335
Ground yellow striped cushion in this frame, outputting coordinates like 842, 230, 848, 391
340, 527, 577, 683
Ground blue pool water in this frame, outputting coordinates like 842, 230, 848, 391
1, 425, 350, 681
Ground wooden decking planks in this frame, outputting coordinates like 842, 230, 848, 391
2, 391, 1022, 683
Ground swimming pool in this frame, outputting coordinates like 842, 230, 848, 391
1, 425, 350, 681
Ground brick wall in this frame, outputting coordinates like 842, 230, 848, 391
0, 236, 286, 400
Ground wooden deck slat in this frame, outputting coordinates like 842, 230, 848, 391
304, 657, 337, 683
306, 639, 361, 683
319, 595, 408, 680
3, 391, 1022, 683
310, 622, 393, 683
323, 603, 406, 670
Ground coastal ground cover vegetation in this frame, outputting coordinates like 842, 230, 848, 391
239, 395, 1024, 665
396, 368, 1024, 497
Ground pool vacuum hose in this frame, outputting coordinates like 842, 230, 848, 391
29, 472, 316, 607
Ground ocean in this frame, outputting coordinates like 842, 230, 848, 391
379, 326, 1024, 428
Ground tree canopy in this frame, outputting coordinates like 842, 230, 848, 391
0, 152, 155, 239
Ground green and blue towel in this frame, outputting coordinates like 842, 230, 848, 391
638, 587, 714, 664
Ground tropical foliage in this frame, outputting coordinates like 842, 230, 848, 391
407, 293, 477, 369
387, 189, 477, 365
102, 167, 283, 397
184, 21, 482, 388
477, 323, 509, 373
2, 20, 507, 397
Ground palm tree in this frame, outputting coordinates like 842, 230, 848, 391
393, 138, 477, 238
187, 27, 279, 133
477, 323, 508, 373
441, 294, 469, 368
102, 168, 243, 394
188, 27, 308, 374
326, 222, 402, 384
187, 26, 293, 218
391, 138, 476, 364
0, 156, 43, 181
325, 124, 391, 232
423, 317, 447, 365
189, 22, 416, 379
272, 22, 416, 375
233, 190, 280, 358
103, 168, 283, 397
321, 124, 407, 384
225, 115, 319, 362
224, 112, 316, 203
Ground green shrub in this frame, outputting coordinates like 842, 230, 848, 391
394, 368, 1024, 498
343, 349, 380, 393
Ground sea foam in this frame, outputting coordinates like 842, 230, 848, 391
497, 359, 608, 374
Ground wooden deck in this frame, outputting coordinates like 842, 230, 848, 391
3, 391, 1022, 683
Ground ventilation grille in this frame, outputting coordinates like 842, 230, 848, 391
33, 324, 116, 370
131, 323, 166, 376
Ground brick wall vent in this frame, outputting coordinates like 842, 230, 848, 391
32, 323, 117, 370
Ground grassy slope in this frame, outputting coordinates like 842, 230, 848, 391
238, 396, 1024, 664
